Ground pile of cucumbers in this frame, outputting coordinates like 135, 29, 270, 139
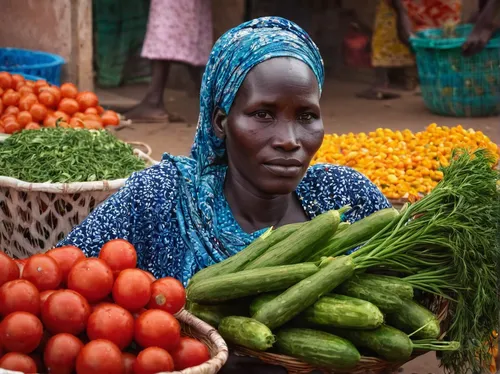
186, 208, 458, 370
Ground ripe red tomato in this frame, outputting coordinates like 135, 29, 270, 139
170, 337, 211, 370
76, 340, 124, 374
133, 347, 174, 374
18, 92, 38, 111
86, 303, 134, 350
141, 270, 156, 283
0, 72, 13, 90
67, 258, 114, 303
0, 279, 40, 317
46, 245, 85, 284
113, 269, 151, 311
44, 333, 84, 374
134, 309, 181, 351
22, 254, 62, 291
98, 239, 137, 277
3, 121, 21, 134
0, 252, 19, 287
0, 352, 37, 373
25, 122, 41, 130
41, 290, 91, 335
60, 83, 78, 99
2, 89, 20, 107
40, 289, 57, 310
122, 352, 136, 374
148, 277, 186, 315
0, 311, 43, 353
76, 91, 99, 111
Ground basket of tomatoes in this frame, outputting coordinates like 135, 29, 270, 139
0, 71, 121, 134
0, 239, 229, 374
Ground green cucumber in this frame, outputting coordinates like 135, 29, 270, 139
249, 293, 280, 317
253, 256, 355, 330
386, 299, 440, 339
186, 262, 319, 304
351, 273, 414, 299
308, 208, 399, 261
218, 316, 275, 351
336, 278, 403, 313
245, 210, 342, 270
189, 223, 303, 285
275, 328, 360, 369
186, 301, 249, 328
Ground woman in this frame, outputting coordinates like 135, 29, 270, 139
124, 0, 213, 122
59, 17, 389, 286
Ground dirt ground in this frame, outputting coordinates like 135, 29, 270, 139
98, 79, 499, 374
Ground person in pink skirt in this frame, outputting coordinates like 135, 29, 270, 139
125, 0, 213, 122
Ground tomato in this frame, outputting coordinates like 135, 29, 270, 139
0, 312, 43, 353
0, 352, 37, 373
29, 352, 45, 373
86, 303, 134, 349
44, 333, 83, 374
84, 113, 103, 124
0, 100, 3, 118
113, 269, 151, 311
0, 252, 19, 287
14, 258, 26, 276
76, 91, 99, 111
134, 309, 181, 351
3, 106, 19, 117
122, 352, 136, 374
11, 74, 24, 88
18, 85, 34, 96
132, 308, 148, 319
22, 254, 62, 291
60, 83, 78, 99
0, 279, 40, 317
46, 245, 85, 284
57, 120, 71, 129
25, 122, 41, 130
19, 92, 38, 111
76, 340, 124, 374
99, 239, 137, 277
39, 90, 57, 108
67, 258, 114, 303
84, 107, 98, 115
148, 277, 186, 315
43, 114, 57, 128
58, 98, 79, 115
0, 73, 13, 90
40, 289, 57, 310
133, 347, 174, 374
96, 105, 105, 114
30, 103, 48, 122
170, 337, 210, 370
82, 119, 103, 130
2, 90, 20, 106
41, 290, 91, 335
102, 111, 120, 126
45, 86, 62, 103
69, 117, 85, 128
3, 121, 21, 134
33, 80, 48, 94
17, 110, 32, 127
141, 270, 156, 283
53, 110, 70, 122
73, 111, 86, 119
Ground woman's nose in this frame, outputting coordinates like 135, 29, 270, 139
271, 122, 300, 152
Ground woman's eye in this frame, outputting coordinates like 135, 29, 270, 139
254, 111, 272, 120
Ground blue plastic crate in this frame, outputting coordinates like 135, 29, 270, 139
18, 73, 45, 82
0, 48, 65, 86
410, 25, 500, 117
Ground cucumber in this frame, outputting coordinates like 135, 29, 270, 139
245, 210, 342, 270
299, 294, 384, 330
249, 293, 280, 317
386, 299, 440, 339
332, 325, 413, 362
253, 256, 355, 330
275, 328, 360, 369
350, 273, 414, 299
336, 278, 403, 313
189, 223, 303, 285
218, 316, 275, 351
187, 301, 249, 328
186, 262, 319, 304
308, 208, 399, 261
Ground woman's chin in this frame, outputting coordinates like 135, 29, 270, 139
258, 179, 301, 196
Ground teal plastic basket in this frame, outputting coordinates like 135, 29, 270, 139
410, 25, 500, 117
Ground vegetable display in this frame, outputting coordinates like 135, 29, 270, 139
0, 241, 211, 374
312, 124, 499, 199
186, 148, 499, 374
0, 128, 146, 183
0, 72, 120, 134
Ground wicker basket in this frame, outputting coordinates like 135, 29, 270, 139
0, 310, 228, 374
233, 297, 449, 374
0, 144, 158, 258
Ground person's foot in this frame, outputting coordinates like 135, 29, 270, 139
122, 102, 185, 123
356, 88, 401, 100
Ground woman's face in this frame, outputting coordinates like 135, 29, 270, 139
217, 57, 324, 196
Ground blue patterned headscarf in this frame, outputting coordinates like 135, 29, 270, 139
166, 16, 324, 271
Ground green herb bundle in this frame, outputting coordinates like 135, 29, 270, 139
0, 128, 147, 183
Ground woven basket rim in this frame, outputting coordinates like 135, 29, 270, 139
0, 147, 159, 193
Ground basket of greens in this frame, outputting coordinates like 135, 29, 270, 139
0, 128, 157, 258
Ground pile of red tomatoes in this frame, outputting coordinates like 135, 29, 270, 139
0, 239, 211, 374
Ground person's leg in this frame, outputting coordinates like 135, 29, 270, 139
187, 65, 203, 95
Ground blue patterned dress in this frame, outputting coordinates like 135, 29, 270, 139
58, 17, 390, 286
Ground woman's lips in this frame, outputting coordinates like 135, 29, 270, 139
263, 163, 303, 177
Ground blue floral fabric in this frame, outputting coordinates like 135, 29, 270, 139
58, 17, 390, 286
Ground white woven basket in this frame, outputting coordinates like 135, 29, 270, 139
0, 310, 228, 374
0, 144, 158, 258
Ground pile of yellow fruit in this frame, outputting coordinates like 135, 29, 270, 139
312, 124, 499, 200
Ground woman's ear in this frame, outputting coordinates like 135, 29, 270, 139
212, 107, 227, 140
